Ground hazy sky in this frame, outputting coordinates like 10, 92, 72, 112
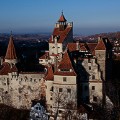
0, 0, 120, 35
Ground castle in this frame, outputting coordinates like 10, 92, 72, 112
0, 12, 112, 114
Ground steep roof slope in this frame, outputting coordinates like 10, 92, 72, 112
54, 51, 76, 76
5, 35, 17, 59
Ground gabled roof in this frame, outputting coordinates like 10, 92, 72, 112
80, 44, 87, 51
87, 43, 97, 52
95, 39, 106, 50
49, 27, 72, 43
58, 52, 73, 69
5, 35, 17, 59
45, 66, 54, 81
54, 51, 76, 76
58, 12, 67, 22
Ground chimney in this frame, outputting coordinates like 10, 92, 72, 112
76, 40, 79, 50
51, 35, 54, 42
98, 36, 102, 43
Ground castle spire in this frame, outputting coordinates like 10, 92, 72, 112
58, 11, 67, 22
5, 33, 17, 64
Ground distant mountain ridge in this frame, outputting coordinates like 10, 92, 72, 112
74, 31, 120, 42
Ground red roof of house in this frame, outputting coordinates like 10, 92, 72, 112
80, 44, 87, 51
5, 35, 17, 59
45, 66, 54, 81
0, 62, 18, 75
67, 43, 88, 52
49, 27, 72, 43
54, 52, 76, 76
58, 12, 67, 22
87, 43, 97, 52
67, 43, 77, 52
95, 39, 106, 50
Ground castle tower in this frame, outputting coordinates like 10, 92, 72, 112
5, 34, 17, 65
95, 37, 106, 80
47, 12, 73, 66
58, 11, 67, 31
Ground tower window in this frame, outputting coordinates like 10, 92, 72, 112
89, 66, 91, 70
92, 75, 95, 79
67, 89, 71, 93
92, 86, 95, 90
93, 96, 97, 102
50, 86, 53, 91
59, 88, 63, 92
63, 77, 66, 82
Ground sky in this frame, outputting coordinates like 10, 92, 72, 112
0, 0, 120, 35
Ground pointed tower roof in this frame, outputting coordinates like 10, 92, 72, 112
58, 12, 67, 22
5, 34, 17, 59
95, 38, 106, 50
45, 66, 54, 81
58, 52, 73, 69
54, 51, 76, 76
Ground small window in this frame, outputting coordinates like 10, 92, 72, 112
63, 77, 66, 82
92, 75, 95, 79
50, 86, 53, 91
93, 96, 97, 102
92, 86, 95, 90
4, 83, 6, 85
67, 89, 71, 93
89, 66, 91, 70
59, 110, 62, 114
59, 88, 63, 92
50, 97, 52, 100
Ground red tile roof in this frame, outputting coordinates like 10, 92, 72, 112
87, 43, 97, 52
5, 35, 17, 59
67, 43, 77, 52
58, 12, 67, 22
0, 62, 18, 75
80, 44, 87, 51
54, 52, 76, 76
95, 39, 106, 50
67, 43, 88, 52
49, 27, 72, 43
45, 66, 54, 81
